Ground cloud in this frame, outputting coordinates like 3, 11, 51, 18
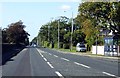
60, 5, 71, 11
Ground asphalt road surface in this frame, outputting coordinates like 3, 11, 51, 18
2, 47, 119, 78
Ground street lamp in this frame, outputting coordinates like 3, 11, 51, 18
71, 12, 74, 50
63, 10, 74, 50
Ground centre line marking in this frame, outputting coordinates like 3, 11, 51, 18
54, 55, 58, 57
61, 58, 69, 61
102, 72, 117, 77
74, 62, 90, 68
43, 58, 47, 62
47, 62, 54, 68
55, 71, 64, 78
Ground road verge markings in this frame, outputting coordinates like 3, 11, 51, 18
47, 62, 54, 68
102, 72, 117, 77
54, 55, 58, 57
61, 58, 69, 61
43, 57, 47, 62
74, 62, 90, 68
55, 71, 64, 78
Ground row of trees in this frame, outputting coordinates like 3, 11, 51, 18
34, 2, 120, 50
2, 20, 29, 45
34, 16, 86, 49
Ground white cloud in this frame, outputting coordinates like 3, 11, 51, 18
60, 5, 71, 11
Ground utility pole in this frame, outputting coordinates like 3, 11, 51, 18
58, 19, 60, 49
37, 36, 39, 46
71, 12, 73, 51
48, 25, 50, 42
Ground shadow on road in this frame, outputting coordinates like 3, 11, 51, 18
1, 44, 25, 66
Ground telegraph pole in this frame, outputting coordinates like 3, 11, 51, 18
58, 19, 60, 49
71, 12, 73, 50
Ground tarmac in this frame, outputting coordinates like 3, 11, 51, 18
52, 48, 120, 60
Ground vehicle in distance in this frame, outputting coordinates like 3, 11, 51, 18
76, 43, 87, 52
31, 43, 37, 47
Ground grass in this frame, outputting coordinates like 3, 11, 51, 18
54, 47, 77, 53
54, 47, 93, 55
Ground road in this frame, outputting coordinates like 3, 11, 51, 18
2, 47, 119, 78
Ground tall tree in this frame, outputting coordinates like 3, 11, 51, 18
76, 2, 120, 50
2, 20, 29, 45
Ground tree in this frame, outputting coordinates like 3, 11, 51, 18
2, 20, 30, 45
38, 16, 71, 48
78, 2, 120, 34
2, 28, 8, 43
76, 2, 120, 50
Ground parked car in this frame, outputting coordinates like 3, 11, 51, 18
76, 43, 86, 52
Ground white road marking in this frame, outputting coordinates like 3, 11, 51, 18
36, 49, 45, 59
43, 57, 47, 62
39, 53, 42, 56
41, 55, 44, 58
49, 53, 52, 55
36, 49, 40, 52
47, 62, 54, 68
37, 49, 44, 57
37, 49, 46, 53
74, 62, 90, 68
54, 55, 58, 57
61, 58, 69, 61
102, 72, 117, 77
55, 71, 64, 78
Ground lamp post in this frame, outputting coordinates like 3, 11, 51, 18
71, 12, 74, 51
48, 18, 53, 44
50, 17, 60, 49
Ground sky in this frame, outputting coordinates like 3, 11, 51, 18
1, 1, 81, 41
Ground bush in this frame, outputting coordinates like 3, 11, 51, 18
63, 43, 70, 49
59, 42, 63, 48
